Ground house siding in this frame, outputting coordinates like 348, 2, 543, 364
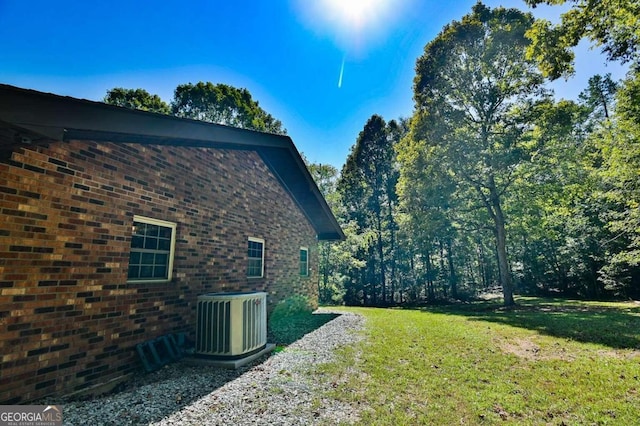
0, 140, 319, 403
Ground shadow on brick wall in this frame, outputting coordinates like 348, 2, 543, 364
43, 312, 341, 424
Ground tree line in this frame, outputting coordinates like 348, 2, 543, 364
104, 82, 286, 135
313, 1, 640, 307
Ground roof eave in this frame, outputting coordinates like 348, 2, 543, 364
0, 84, 345, 240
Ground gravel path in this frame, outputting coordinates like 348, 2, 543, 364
61, 310, 365, 425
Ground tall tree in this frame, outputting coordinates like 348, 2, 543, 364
172, 82, 286, 134
410, 3, 548, 306
337, 115, 401, 305
104, 88, 171, 114
384, 119, 406, 302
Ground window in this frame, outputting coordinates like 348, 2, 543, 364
299, 247, 309, 276
128, 216, 176, 282
247, 237, 265, 278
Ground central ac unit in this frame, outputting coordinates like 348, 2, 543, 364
195, 292, 267, 358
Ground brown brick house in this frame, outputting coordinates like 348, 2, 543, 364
0, 84, 343, 403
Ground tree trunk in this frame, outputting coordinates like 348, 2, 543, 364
446, 239, 458, 299
319, 242, 331, 304
424, 250, 435, 301
588, 259, 601, 299
477, 240, 487, 289
490, 183, 515, 306
368, 246, 377, 305
387, 197, 397, 305
374, 206, 386, 304
438, 240, 448, 299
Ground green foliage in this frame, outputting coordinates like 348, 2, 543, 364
171, 81, 286, 134
578, 73, 618, 121
525, 18, 577, 79
270, 295, 315, 319
306, 162, 347, 305
104, 87, 171, 114
307, 163, 339, 206
525, 0, 640, 78
322, 3, 640, 304
325, 300, 640, 424
504, 98, 604, 297
104, 82, 286, 136
337, 115, 405, 306
597, 67, 640, 295
408, 3, 548, 306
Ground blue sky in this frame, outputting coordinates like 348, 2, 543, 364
0, 0, 628, 168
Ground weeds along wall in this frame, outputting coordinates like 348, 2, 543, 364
0, 140, 319, 403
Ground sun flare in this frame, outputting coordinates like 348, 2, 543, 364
323, 0, 391, 30
295, 0, 402, 44
293, 0, 408, 88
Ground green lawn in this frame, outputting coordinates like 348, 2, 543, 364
321, 297, 640, 425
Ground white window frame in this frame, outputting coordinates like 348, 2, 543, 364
300, 247, 309, 277
127, 215, 177, 283
247, 237, 265, 278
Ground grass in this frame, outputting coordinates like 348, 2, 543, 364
321, 297, 640, 425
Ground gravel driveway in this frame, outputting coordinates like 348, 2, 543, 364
61, 310, 365, 425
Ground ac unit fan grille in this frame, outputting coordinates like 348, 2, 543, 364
242, 298, 264, 352
196, 299, 231, 354
195, 292, 267, 357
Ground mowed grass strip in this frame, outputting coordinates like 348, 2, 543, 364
322, 298, 640, 425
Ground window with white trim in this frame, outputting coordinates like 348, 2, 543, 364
299, 247, 309, 276
127, 216, 176, 282
247, 237, 265, 278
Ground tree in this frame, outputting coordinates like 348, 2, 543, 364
397, 115, 460, 301
598, 67, 640, 296
410, 3, 548, 306
505, 98, 604, 297
172, 82, 286, 134
337, 115, 402, 305
106, 83, 287, 134
524, 0, 640, 78
523, 2, 640, 286
578, 74, 618, 121
307, 163, 343, 304
308, 163, 339, 206
104, 88, 171, 114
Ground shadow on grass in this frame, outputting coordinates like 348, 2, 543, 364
268, 312, 340, 346
422, 297, 640, 350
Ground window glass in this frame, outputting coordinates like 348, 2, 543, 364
128, 216, 176, 282
247, 238, 264, 278
131, 235, 144, 249
300, 247, 309, 276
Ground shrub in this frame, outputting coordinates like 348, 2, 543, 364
270, 295, 314, 320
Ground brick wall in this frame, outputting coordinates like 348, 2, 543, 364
0, 139, 319, 403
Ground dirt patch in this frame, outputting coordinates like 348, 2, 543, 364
499, 337, 546, 361
594, 349, 640, 360
498, 336, 640, 361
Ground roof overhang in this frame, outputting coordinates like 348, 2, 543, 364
0, 84, 344, 241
